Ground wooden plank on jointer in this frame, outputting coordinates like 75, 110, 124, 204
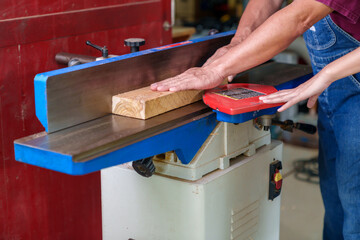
112, 87, 203, 119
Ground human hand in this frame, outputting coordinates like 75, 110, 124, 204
150, 66, 225, 92
151, 38, 242, 92
259, 72, 333, 112
203, 44, 232, 67
203, 40, 241, 81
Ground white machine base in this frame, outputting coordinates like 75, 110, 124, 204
153, 121, 271, 181
101, 140, 283, 240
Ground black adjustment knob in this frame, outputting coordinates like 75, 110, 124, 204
86, 41, 108, 58
132, 157, 155, 178
124, 38, 145, 53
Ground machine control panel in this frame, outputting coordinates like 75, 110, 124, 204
203, 83, 283, 116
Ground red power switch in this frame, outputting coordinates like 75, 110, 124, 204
274, 169, 283, 190
269, 160, 283, 200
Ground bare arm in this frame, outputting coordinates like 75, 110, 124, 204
260, 47, 360, 112
151, 0, 332, 92
322, 47, 360, 80
215, 0, 332, 76
232, 0, 284, 43
203, 0, 283, 68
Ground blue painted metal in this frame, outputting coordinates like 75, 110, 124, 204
34, 74, 49, 131
214, 107, 280, 124
28, 31, 313, 174
34, 30, 236, 132
213, 73, 313, 123
14, 114, 218, 175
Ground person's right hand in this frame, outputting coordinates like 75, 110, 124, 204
150, 66, 225, 92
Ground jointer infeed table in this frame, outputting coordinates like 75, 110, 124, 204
14, 31, 313, 240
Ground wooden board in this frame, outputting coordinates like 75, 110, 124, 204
112, 86, 203, 119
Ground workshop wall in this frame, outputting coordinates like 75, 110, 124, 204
0, 1, 171, 239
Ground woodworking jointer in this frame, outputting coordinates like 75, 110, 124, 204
14, 31, 314, 240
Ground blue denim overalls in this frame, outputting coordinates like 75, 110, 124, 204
303, 15, 360, 240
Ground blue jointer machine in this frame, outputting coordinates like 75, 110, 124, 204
14, 31, 314, 240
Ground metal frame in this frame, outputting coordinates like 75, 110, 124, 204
35, 31, 235, 133
15, 113, 217, 175
14, 30, 313, 176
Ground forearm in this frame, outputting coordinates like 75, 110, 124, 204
150, 0, 334, 93
212, 0, 332, 76
203, 0, 283, 68
232, 0, 284, 43
259, 46, 360, 112
321, 47, 360, 82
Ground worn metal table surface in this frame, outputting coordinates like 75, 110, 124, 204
15, 102, 211, 163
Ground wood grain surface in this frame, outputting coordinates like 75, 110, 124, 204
112, 86, 203, 119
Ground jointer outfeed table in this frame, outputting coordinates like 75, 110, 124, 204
13, 31, 313, 240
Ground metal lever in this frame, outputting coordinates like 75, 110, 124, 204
271, 119, 317, 134
86, 41, 109, 58
255, 116, 317, 134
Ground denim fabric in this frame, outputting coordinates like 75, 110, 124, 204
303, 15, 360, 240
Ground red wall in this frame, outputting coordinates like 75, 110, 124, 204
0, 1, 171, 239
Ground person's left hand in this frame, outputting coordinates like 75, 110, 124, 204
150, 66, 225, 92
259, 73, 333, 112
